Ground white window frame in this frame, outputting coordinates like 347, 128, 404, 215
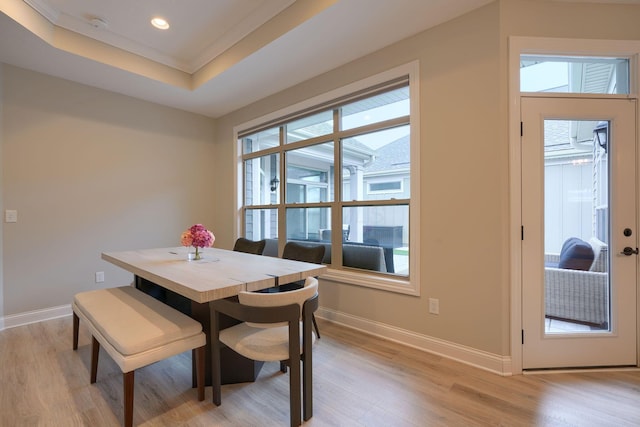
234, 61, 421, 296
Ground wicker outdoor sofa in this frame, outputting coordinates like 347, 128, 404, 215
544, 237, 609, 327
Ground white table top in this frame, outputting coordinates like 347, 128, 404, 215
102, 247, 327, 304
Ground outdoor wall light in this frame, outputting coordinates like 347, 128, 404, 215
270, 177, 280, 192
594, 121, 608, 153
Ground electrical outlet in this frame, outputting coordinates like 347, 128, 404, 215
428, 298, 439, 315
95, 271, 105, 283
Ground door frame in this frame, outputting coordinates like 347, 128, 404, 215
509, 36, 640, 374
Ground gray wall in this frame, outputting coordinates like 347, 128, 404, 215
1, 65, 215, 315
214, 2, 506, 354
212, 0, 640, 356
0, 63, 4, 324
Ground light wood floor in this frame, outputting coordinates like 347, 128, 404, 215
2, 316, 640, 426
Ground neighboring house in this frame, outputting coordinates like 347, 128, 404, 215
347, 135, 411, 246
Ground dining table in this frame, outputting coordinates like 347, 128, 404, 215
102, 246, 327, 388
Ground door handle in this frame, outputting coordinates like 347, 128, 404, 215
620, 247, 639, 256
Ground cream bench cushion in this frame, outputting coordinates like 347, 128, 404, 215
73, 286, 205, 373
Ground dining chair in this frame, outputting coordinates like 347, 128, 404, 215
232, 237, 267, 255
280, 241, 324, 338
211, 277, 319, 427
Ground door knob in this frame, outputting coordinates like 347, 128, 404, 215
620, 247, 639, 256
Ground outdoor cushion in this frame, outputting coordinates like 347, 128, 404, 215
558, 237, 594, 271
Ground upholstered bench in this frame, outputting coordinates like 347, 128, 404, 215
72, 286, 206, 427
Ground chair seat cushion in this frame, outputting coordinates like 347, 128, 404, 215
74, 286, 203, 356
219, 322, 315, 361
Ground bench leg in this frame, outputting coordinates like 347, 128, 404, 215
194, 346, 205, 401
90, 336, 100, 384
73, 312, 79, 350
123, 371, 135, 427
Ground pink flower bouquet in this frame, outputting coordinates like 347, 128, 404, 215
181, 224, 215, 260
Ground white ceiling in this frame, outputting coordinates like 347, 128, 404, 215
3, 0, 631, 118
24, 0, 298, 73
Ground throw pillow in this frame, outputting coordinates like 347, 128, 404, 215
558, 237, 594, 271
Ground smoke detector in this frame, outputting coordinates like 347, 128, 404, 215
89, 17, 109, 29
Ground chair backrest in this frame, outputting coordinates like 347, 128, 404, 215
282, 242, 325, 264
343, 244, 387, 272
233, 237, 266, 255
589, 237, 608, 272
239, 277, 318, 328
262, 238, 279, 257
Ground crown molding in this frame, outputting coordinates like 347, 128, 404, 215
22, 0, 58, 23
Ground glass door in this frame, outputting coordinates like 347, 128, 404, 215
521, 97, 637, 369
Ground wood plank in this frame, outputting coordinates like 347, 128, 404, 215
102, 247, 326, 303
3, 316, 640, 426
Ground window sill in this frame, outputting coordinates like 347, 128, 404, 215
320, 267, 420, 296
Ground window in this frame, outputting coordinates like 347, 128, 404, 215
237, 63, 420, 295
520, 55, 629, 94
368, 180, 403, 194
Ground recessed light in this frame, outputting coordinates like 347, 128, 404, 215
151, 17, 169, 30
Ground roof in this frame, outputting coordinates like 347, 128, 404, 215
365, 135, 410, 174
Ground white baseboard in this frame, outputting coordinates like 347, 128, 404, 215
1, 304, 513, 375
2, 304, 72, 330
316, 307, 513, 376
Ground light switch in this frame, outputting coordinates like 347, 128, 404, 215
428, 298, 439, 315
5, 210, 17, 223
